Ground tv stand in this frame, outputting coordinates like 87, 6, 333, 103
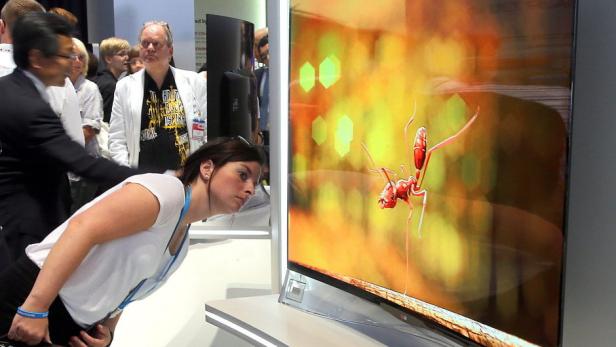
205, 270, 471, 346
205, 294, 384, 346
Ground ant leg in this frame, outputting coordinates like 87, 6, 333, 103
404, 102, 418, 171
418, 107, 479, 187
404, 200, 414, 295
416, 190, 428, 238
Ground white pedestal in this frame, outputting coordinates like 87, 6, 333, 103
205, 295, 385, 347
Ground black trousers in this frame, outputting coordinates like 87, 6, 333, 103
0, 191, 70, 271
0, 254, 82, 346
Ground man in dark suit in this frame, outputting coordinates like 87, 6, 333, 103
0, 12, 139, 269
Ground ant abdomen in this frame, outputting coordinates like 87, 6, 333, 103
414, 127, 427, 170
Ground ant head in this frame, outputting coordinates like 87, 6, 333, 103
413, 127, 427, 170
379, 183, 397, 209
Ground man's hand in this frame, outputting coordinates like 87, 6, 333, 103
68, 324, 112, 347
7, 315, 50, 346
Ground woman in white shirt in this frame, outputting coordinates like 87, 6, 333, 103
70, 38, 103, 158
69, 38, 105, 212
0, 137, 265, 347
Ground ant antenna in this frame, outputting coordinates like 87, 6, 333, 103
361, 143, 396, 193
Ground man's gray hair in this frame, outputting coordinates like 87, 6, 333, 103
139, 20, 173, 46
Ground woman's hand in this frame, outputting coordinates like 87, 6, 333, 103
7, 315, 50, 346
68, 324, 112, 347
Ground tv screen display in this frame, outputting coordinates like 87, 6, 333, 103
287, 1, 575, 346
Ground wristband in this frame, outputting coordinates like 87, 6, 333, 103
16, 306, 49, 319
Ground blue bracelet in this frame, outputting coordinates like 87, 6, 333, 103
16, 306, 49, 319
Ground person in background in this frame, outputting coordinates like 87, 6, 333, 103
0, 12, 140, 270
48, 6, 78, 38
86, 51, 98, 81
69, 37, 105, 211
95, 37, 129, 124
0, 137, 265, 346
48, 7, 77, 27
94, 37, 129, 163
0, 0, 84, 147
109, 20, 207, 172
127, 44, 144, 74
254, 27, 270, 146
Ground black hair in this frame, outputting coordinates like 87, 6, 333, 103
179, 137, 266, 186
12, 12, 73, 69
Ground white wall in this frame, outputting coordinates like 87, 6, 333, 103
113, 239, 272, 346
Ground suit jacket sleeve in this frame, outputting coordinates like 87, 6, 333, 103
27, 103, 139, 184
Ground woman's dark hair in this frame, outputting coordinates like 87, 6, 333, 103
12, 12, 73, 69
179, 137, 266, 185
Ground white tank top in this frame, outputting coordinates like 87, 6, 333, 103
26, 173, 188, 327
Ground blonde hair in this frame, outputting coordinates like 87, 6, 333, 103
72, 37, 89, 76
99, 37, 130, 59
0, 0, 44, 30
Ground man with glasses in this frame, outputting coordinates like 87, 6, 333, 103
0, 12, 140, 270
109, 21, 207, 172
0, 0, 84, 147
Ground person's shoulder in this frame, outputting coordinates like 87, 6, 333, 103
82, 78, 101, 93
116, 69, 143, 89
126, 173, 185, 216
127, 173, 183, 191
172, 66, 200, 80
0, 72, 48, 109
94, 70, 115, 86
47, 77, 75, 98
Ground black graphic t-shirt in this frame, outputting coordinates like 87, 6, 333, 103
138, 69, 188, 171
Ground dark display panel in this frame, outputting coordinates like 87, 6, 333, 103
206, 14, 256, 140
287, 1, 575, 346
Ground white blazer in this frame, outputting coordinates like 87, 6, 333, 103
108, 67, 207, 167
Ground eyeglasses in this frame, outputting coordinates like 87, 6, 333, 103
140, 40, 166, 50
55, 53, 78, 61
231, 135, 252, 147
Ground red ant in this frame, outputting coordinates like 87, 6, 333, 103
362, 103, 479, 294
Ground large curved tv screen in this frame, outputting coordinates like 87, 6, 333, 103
287, 0, 575, 346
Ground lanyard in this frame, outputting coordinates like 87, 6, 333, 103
117, 186, 192, 310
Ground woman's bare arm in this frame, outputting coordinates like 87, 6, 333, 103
8, 183, 160, 344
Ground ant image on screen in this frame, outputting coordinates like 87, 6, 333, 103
362, 103, 479, 294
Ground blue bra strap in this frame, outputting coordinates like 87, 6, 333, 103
117, 185, 192, 310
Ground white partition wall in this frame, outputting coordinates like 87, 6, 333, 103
561, 1, 616, 345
